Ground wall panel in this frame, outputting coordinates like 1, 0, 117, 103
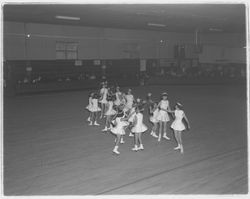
4, 21, 246, 63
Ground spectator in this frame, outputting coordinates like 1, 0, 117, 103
89, 73, 96, 80
101, 62, 107, 77
25, 63, 32, 83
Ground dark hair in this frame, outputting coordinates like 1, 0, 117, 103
116, 111, 124, 118
146, 95, 152, 101
111, 95, 116, 101
107, 95, 112, 101
133, 101, 138, 107
93, 93, 99, 99
101, 82, 107, 88
136, 104, 144, 113
116, 104, 124, 112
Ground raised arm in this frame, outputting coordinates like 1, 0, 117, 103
120, 117, 128, 122
167, 102, 174, 113
128, 109, 136, 118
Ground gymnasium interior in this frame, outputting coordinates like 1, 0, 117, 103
2, 3, 248, 195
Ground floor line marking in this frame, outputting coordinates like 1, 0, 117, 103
96, 147, 246, 195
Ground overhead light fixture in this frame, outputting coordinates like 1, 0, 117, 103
55, 15, 80, 21
209, 28, 223, 32
147, 23, 166, 27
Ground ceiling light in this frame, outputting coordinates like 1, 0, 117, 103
55, 15, 80, 21
147, 23, 166, 27
209, 28, 223, 32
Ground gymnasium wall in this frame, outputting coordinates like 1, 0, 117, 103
4, 22, 191, 60
4, 21, 246, 63
198, 46, 246, 63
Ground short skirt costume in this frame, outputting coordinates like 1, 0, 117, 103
150, 109, 159, 123
124, 94, 134, 112
99, 88, 108, 104
131, 113, 148, 133
111, 117, 129, 135
114, 92, 122, 106
91, 98, 101, 112
105, 101, 117, 116
86, 97, 93, 111
171, 110, 186, 131
156, 100, 170, 122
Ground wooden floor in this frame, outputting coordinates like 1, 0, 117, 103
3, 85, 248, 195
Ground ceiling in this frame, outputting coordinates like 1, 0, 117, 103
3, 4, 246, 33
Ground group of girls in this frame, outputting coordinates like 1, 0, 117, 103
147, 92, 191, 154
86, 81, 190, 155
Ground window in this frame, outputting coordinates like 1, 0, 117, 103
56, 42, 78, 60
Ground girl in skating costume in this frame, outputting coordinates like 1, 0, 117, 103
127, 101, 138, 137
127, 98, 145, 137
146, 92, 154, 114
168, 102, 190, 154
123, 89, 134, 115
89, 93, 101, 126
86, 92, 94, 123
156, 92, 171, 142
114, 86, 123, 107
102, 95, 117, 132
121, 92, 126, 103
149, 102, 159, 138
99, 82, 108, 119
131, 105, 148, 151
110, 110, 129, 155
107, 86, 114, 98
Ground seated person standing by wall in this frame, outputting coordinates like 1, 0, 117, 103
25, 63, 32, 83
101, 62, 107, 77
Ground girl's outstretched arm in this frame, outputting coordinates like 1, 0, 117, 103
157, 101, 161, 108
121, 117, 128, 122
128, 110, 135, 118
160, 105, 170, 112
167, 106, 175, 119
111, 112, 118, 121
183, 112, 191, 130
161, 108, 168, 112
167, 106, 174, 113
